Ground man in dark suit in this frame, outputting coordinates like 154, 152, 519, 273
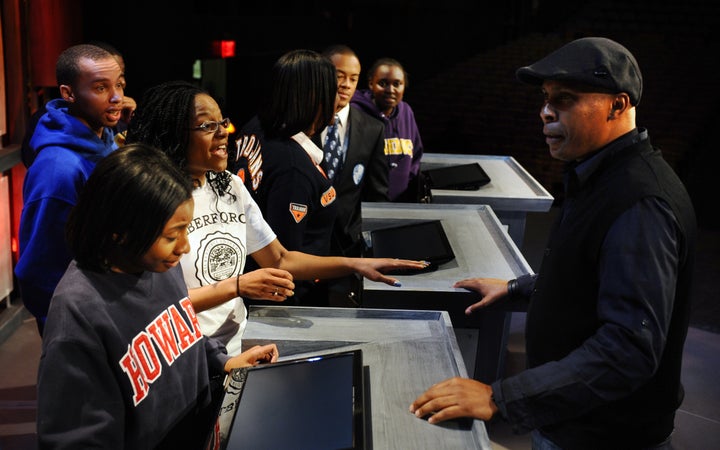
315, 44, 389, 305
318, 44, 389, 257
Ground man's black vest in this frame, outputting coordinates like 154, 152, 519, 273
527, 137, 697, 448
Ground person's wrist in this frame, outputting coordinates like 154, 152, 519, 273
235, 275, 241, 298
507, 279, 518, 297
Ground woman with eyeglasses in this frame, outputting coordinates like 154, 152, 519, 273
125, 80, 427, 355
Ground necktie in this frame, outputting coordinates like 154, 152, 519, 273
322, 114, 342, 181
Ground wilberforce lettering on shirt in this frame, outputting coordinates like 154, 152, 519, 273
118, 298, 203, 406
187, 211, 246, 234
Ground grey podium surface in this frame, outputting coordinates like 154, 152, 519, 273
421, 153, 554, 245
361, 203, 533, 383
238, 305, 492, 450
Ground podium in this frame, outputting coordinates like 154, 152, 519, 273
361, 203, 533, 383
237, 306, 493, 450
421, 153, 554, 245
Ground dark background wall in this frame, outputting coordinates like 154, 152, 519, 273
80, 0, 719, 227
81, 0, 556, 123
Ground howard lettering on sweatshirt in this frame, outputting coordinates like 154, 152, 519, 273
119, 298, 203, 406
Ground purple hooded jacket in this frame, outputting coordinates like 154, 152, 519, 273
351, 90, 423, 201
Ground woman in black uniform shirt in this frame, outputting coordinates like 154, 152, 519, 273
235, 49, 340, 305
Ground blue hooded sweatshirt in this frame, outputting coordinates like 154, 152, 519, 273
15, 98, 117, 329
351, 89, 424, 201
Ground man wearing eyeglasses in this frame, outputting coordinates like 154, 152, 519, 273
16, 44, 124, 336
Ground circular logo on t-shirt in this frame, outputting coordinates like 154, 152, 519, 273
195, 231, 246, 284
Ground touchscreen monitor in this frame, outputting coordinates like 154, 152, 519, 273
223, 349, 367, 450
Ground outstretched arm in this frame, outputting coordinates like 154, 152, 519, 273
251, 239, 428, 287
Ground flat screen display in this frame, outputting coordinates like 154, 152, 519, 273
224, 349, 366, 450
368, 220, 455, 274
422, 162, 491, 190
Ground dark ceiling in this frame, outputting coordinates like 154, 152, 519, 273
80, 0, 582, 125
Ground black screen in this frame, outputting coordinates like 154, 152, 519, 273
423, 163, 491, 190
369, 220, 455, 266
225, 350, 364, 450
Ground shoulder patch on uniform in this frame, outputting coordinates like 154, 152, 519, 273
289, 203, 308, 223
321, 186, 337, 207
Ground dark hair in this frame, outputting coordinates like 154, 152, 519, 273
87, 40, 126, 71
56, 44, 114, 87
366, 57, 409, 88
321, 44, 357, 60
66, 143, 193, 272
125, 80, 233, 199
259, 49, 337, 139
86, 40, 122, 58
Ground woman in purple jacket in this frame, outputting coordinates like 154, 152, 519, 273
351, 57, 424, 202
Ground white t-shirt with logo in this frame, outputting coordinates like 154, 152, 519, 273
181, 172, 276, 355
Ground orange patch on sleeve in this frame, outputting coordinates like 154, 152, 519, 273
289, 203, 308, 223
321, 186, 337, 207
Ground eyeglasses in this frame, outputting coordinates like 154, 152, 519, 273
190, 118, 231, 133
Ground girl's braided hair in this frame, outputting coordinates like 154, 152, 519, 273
126, 80, 234, 200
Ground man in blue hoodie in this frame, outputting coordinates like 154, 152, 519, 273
15, 44, 124, 335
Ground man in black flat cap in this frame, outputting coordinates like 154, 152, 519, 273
410, 37, 697, 450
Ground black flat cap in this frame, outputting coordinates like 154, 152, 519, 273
516, 37, 643, 105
